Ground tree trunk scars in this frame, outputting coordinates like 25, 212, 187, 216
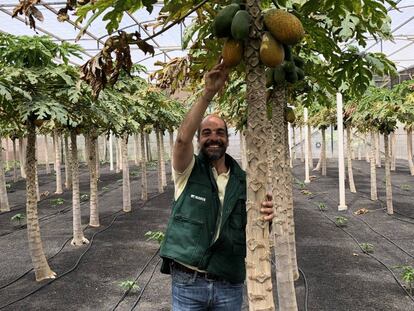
122, 134, 131, 212
245, 1, 275, 310
35, 161, 40, 202
12, 139, 17, 182
89, 134, 100, 227
64, 135, 72, 190
370, 132, 378, 201
321, 128, 327, 176
384, 134, 393, 215
270, 87, 297, 311
19, 137, 27, 178
44, 135, 51, 174
0, 148, 10, 212
54, 130, 63, 194
140, 131, 148, 201
390, 132, 396, 171
26, 120, 56, 281
375, 132, 381, 167
346, 127, 356, 193
160, 130, 167, 188
407, 128, 414, 176
70, 130, 89, 246
155, 128, 163, 194
300, 127, 304, 162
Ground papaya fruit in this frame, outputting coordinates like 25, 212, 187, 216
213, 4, 240, 38
285, 68, 298, 83
263, 9, 305, 45
285, 106, 296, 123
222, 38, 243, 67
293, 55, 305, 68
231, 10, 251, 40
273, 66, 286, 85
282, 61, 296, 73
260, 32, 284, 67
283, 45, 293, 61
266, 68, 274, 88
296, 67, 305, 81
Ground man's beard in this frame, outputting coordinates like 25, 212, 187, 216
200, 140, 227, 162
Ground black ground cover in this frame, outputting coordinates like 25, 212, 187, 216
0, 158, 414, 310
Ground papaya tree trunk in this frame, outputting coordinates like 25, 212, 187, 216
83, 134, 89, 165
390, 132, 396, 171
346, 127, 356, 193
109, 132, 114, 171
292, 126, 296, 160
146, 132, 153, 161
133, 134, 139, 166
4, 138, 10, 171
313, 129, 322, 172
26, 120, 56, 281
115, 137, 120, 173
122, 134, 131, 212
54, 130, 63, 194
376, 131, 381, 167
12, 138, 17, 182
169, 130, 174, 180
64, 135, 72, 190
271, 87, 297, 310
0, 147, 10, 212
52, 134, 56, 171
307, 123, 313, 169
245, 1, 275, 309
102, 135, 107, 162
44, 135, 51, 174
240, 130, 247, 170
357, 136, 362, 161
384, 134, 393, 215
300, 127, 304, 162
35, 159, 40, 202
370, 132, 378, 201
70, 130, 89, 246
95, 142, 100, 179
19, 137, 26, 178
89, 134, 99, 227
365, 134, 370, 163
140, 130, 148, 201
160, 130, 167, 188
155, 127, 163, 194
321, 128, 327, 176
407, 128, 414, 175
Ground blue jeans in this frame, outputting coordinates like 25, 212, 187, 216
171, 267, 243, 311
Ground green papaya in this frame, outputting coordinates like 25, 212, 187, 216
231, 10, 251, 40
293, 55, 305, 68
213, 4, 240, 38
266, 68, 274, 88
283, 45, 293, 61
273, 66, 286, 85
282, 61, 296, 73
297, 67, 305, 81
285, 68, 298, 83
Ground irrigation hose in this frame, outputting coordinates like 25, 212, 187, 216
298, 267, 309, 311
0, 192, 165, 310
129, 259, 162, 311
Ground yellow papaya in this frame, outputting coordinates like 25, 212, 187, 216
222, 39, 243, 67
264, 9, 304, 45
259, 32, 284, 67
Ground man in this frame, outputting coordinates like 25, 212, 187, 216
159, 62, 274, 310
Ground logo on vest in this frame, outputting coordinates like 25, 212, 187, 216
190, 194, 206, 202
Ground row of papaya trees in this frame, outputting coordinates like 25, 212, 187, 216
3, 0, 405, 309
292, 79, 414, 217
0, 33, 185, 281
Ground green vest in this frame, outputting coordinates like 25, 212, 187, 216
160, 152, 247, 283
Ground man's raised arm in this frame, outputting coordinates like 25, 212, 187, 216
173, 63, 230, 173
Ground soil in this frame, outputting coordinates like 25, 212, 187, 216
1, 157, 414, 310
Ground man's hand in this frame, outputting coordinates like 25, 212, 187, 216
261, 193, 275, 222
203, 62, 230, 101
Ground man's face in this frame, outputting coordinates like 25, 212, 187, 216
198, 117, 229, 162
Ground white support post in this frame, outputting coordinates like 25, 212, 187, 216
337, 93, 347, 211
304, 108, 310, 183
288, 122, 293, 168
109, 131, 114, 171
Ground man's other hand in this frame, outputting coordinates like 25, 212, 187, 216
261, 193, 275, 222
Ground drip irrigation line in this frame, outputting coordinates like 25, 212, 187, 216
128, 258, 162, 311
110, 248, 160, 311
0, 192, 165, 309
298, 267, 309, 311
319, 211, 414, 303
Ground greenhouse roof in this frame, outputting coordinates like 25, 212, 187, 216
1, 1, 414, 77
